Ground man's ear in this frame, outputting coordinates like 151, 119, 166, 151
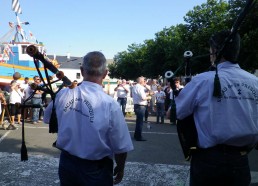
80, 66, 84, 76
102, 69, 108, 79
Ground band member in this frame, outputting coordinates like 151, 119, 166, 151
44, 51, 133, 185
169, 77, 184, 99
174, 30, 258, 185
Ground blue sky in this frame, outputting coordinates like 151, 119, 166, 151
0, 0, 207, 59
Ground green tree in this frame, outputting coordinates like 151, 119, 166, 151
228, 0, 258, 72
183, 0, 230, 74
109, 0, 258, 79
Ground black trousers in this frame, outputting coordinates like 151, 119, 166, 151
59, 151, 113, 186
190, 145, 251, 186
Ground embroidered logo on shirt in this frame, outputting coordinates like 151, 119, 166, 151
238, 89, 241, 95
218, 82, 258, 104
63, 97, 94, 123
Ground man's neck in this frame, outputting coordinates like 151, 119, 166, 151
84, 77, 103, 86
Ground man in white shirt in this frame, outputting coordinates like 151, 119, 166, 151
114, 79, 129, 116
20, 77, 30, 93
150, 79, 158, 113
174, 30, 258, 185
132, 76, 149, 141
44, 51, 133, 185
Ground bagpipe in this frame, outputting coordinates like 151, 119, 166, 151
165, 0, 257, 161
20, 45, 74, 161
165, 50, 198, 161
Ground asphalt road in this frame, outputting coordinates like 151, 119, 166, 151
0, 115, 258, 186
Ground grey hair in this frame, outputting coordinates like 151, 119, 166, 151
136, 76, 144, 83
82, 51, 107, 77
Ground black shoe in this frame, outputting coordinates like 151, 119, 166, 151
52, 141, 57, 147
7, 124, 17, 130
135, 138, 147, 141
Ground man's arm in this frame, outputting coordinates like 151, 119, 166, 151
43, 101, 53, 124
114, 84, 119, 91
113, 152, 127, 184
123, 85, 129, 93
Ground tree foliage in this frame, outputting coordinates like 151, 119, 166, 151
108, 0, 258, 79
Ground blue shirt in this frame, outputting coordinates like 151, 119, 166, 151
155, 91, 166, 103
176, 61, 258, 148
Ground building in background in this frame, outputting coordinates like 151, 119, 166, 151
47, 55, 118, 97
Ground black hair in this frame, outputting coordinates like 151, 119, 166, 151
209, 30, 240, 63
173, 77, 181, 82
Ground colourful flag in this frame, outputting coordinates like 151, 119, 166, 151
12, 0, 22, 14
29, 31, 33, 38
17, 25, 21, 31
7, 45, 15, 56
11, 36, 15, 44
29, 30, 38, 42
4, 49, 9, 57
9, 22, 14, 28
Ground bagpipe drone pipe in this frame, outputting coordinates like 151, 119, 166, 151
165, 0, 257, 161
165, 51, 198, 161
19, 45, 74, 161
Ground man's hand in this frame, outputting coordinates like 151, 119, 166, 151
113, 152, 127, 184
113, 165, 124, 184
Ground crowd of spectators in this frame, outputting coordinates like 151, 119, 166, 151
0, 71, 185, 129
113, 76, 184, 124
0, 72, 59, 129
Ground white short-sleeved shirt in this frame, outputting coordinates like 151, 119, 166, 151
44, 81, 133, 160
132, 84, 148, 105
175, 61, 258, 148
9, 89, 23, 104
116, 84, 129, 98
20, 83, 29, 91
151, 84, 158, 92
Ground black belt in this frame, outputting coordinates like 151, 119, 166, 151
199, 144, 252, 155
134, 104, 147, 106
61, 150, 111, 164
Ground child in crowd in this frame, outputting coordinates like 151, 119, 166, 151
155, 86, 166, 124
